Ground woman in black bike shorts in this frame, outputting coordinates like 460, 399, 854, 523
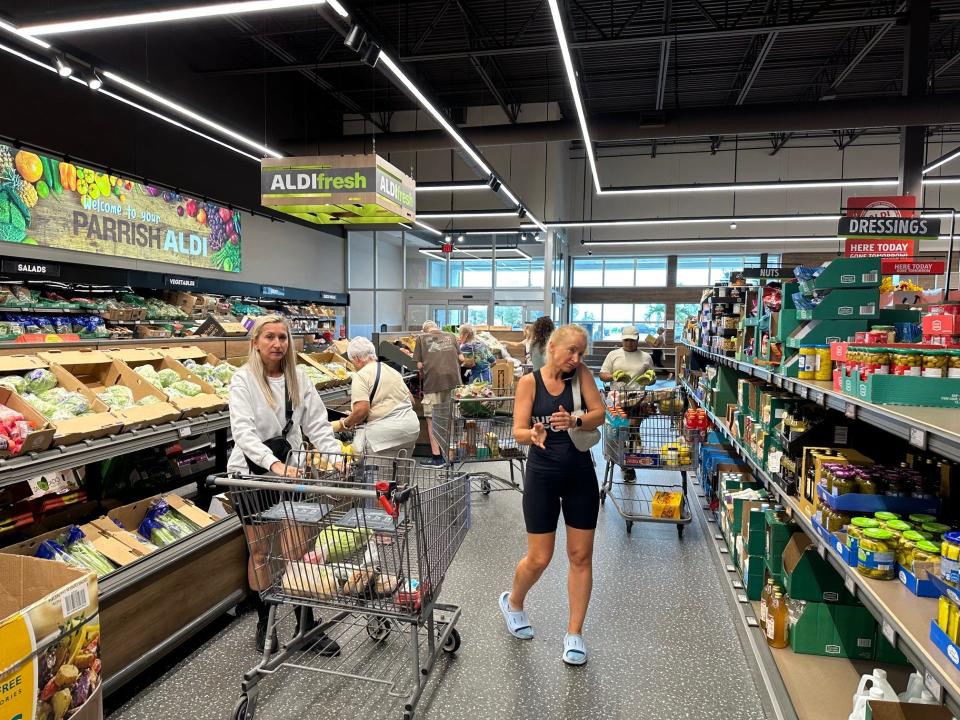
498, 324, 606, 666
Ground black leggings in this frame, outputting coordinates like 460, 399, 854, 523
522, 452, 600, 534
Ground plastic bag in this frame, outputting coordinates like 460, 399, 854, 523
23, 368, 57, 394
96, 385, 134, 410
134, 365, 161, 384
0, 375, 25, 393
22, 393, 57, 419
137, 395, 161, 407
170, 380, 201, 397
157, 368, 180, 388
60, 526, 117, 576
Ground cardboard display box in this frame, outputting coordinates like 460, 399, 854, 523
105, 349, 226, 417
0, 555, 102, 720
782, 532, 857, 604
0, 386, 55, 457
790, 601, 875, 659
867, 700, 952, 720
38, 351, 181, 431
34, 363, 123, 445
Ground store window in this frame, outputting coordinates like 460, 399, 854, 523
571, 303, 666, 342
450, 259, 493, 288
429, 261, 446, 288
493, 305, 524, 328
674, 303, 701, 340
676, 255, 766, 286
494, 257, 544, 288
572, 258, 603, 286
571, 256, 667, 287
604, 257, 635, 286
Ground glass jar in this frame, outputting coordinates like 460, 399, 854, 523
898, 530, 928, 566
923, 350, 949, 378
847, 516, 879, 548
913, 540, 941, 580
892, 348, 923, 377
910, 514, 937, 526
874, 511, 901, 525
885, 519, 912, 544
824, 509, 852, 534
861, 348, 891, 376
857, 527, 896, 580
950, 351, 960, 379
857, 471, 880, 495
941, 531, 960, 586
832, 467, 858, 496
922, 522, 952, 542
845, 347, 864, 376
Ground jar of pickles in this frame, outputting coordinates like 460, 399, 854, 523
874, 511, 901, 526
884, 519, 912, 544
950, 351, 960, 379
831, 467, 859, 496
912, 540, 941, 580
848, 516, 880, 548
922, 522, 952, 542
909, 514, 937, 527
857, 527, 896, 580
861, 348, 891, 376
923, 350, 949, 378
891, 348, 923, 377
823, 508, 852, 534
857, 470, 881, 495
898, 530, 929, 566
941, 531, 960, 586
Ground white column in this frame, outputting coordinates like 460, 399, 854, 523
543, 229, 555, 318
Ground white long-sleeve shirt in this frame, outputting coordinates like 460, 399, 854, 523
227, 364, 341, 473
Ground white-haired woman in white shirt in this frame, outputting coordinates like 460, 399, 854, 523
333, 336, 420, 459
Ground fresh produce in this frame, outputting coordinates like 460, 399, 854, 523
137, 498, 201, 546
0, 403, 34, 455
24, 368, 57, 394
320, 362, 350, 380
36, 527, 116, 577
96, 385, 157, 410
303, 365, 327, 386
169, 379, 202, 397
15, 150, 43, 183
315, 526, 372, 563
0, 374, 25, 392
0, 183, 30, 243
36, 618, 101, 720
454, 380, 496, 418
23, 386, 94, 421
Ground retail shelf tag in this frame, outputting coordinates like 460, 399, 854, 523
720, 546, 728, 554
910, 427, 927, 450
881, 620, 897, 646
797, 386, 809, 400
923, 671, 943, 702
178, 425, 193, 438
715, 534, 725, 541
810, 389, 825, 406
844, 575, 856, 596
746, 617, 759, 628
844, 402, 857, 420
833, 426, 849, 445
732, 580, 743, 589
726, 564, 737, 573
737, 593, 749, 604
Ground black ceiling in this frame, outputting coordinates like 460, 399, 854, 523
1, 0, 958, 207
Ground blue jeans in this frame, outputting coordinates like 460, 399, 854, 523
467, 366, 491, 383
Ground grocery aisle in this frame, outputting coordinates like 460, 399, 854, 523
106, 461, 774, 720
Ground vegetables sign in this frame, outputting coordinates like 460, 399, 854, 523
0, 141, 242, 273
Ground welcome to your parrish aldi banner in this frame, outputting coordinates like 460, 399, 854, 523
0, 141, 242, 272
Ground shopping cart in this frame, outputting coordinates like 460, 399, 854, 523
430, 393, 526, 495
209, 450, 470, 720
601, 384, 699, 537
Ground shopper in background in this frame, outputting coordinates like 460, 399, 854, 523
501, 324, 605, 666
650, 327, 667, 368
458, 323, 493, 383
334, 337, 419, 458
228, 315, 342, 655
528, 316, 555, 372
413, 321, 461, 466
598, 325, 655, 383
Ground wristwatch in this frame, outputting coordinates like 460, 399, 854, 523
575, 416, 583, 428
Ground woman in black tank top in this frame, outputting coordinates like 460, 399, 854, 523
498, 324, 606, 666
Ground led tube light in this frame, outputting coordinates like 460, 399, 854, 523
22, 0, 330, 35
0, 19, 51, 48
417, 211, 519, 219
103, 71, 282, 157
415, 183, 489, 193
413, 220, 442, 236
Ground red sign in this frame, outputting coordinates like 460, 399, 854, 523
880, 259, 945, 275
844, 195, 918, 258
844, 239, 916, 258
441, 242, 453, 254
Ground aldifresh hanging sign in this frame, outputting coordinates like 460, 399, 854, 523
260, 154, 416, 225
0, 141, 242, 272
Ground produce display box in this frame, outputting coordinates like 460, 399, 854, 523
38, 351, 181, 432
816, 483, 940, 516
896, 564, 939, 598
297, 352, 354, 388
797, 257, 882, 293
155, 345, 212, 363
0, 386, 55, 457
105, 349, 226, 417
790, 601, 876, 659
782, 532, 857, 604
0, 519, 147, 569
0, 555, 102, 720
795, 288, 880, 321
135, 326, 172, 339
36, 363, 123, 445
840, 365, 960, 408
930, 620, 960, 672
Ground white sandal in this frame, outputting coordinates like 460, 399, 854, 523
498, 591, 534, 640
562, 633, 588, 666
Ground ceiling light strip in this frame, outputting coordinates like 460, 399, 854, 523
22, 0, 331, 35
602, 178, 899, 195
413, 220, 442, 236
581, 237, 844, 247
103, 71, 282, 157
415, 182, 489, 193
418, 211, 519, 219
0, 19, 50, 48
0, 40, 56, 71
546, 0, 600, 194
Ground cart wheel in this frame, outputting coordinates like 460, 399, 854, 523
677, 524, 685, 539
442, 627, 462, 653
232, 696, 249, 720
625, 521, 633, 535
481, 478, 491, 495
366, 616, 393, 642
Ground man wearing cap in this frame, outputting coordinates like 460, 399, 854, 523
599, 325, 655, 383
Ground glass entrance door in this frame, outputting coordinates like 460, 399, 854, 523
447, 303, 488, 326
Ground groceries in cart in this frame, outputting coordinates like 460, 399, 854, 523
454, 380, 497, 418
610, 368, 657, 387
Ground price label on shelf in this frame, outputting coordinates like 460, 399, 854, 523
909, 427, 927, 450
844, 402, 857, 420
797, 386, 809, 400
178, 425, 193, 439
923, 671, 943, 702
726, 564, 737, 573
881, 620, 897, 646
844, 575, 856, 596
737, 593, 749, 604
810, 390, 825, 406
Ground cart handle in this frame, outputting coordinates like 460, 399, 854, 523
207, 475, 377, 500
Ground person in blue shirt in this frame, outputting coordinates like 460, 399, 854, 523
458, 323, 493, 382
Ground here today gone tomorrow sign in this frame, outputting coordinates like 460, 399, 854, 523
260, 154, 416, 226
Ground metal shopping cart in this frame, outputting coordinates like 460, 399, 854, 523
209, 450, 470, 720
601, 383, 699, 537
430, 393, 526, 495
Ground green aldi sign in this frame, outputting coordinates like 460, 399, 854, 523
260, 154, 415, 225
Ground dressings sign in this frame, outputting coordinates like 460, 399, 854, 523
840, 195, 936, 258
260, 154, 416, 225
0, 141, 242, 272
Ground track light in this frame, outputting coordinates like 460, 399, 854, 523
344, 24, 365, 52
488, 175, 502, 192
730, 222, 738, 230
534, 232, 542, 242
87, 70, 103, 90
457, 234, 465, 243
520, 233, 528, 241
517, 206, 527, 218
361, 42, 381, 68
55, 55, 72, 77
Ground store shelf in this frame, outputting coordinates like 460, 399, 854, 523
682, 341, 960, 463
679, 376, 960, 716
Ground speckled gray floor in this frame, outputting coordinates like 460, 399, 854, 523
107, 460, 772, 720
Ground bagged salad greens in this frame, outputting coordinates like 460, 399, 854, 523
0, 375, 24, 393
23, 387, 94, 421
169, 380, 201, 397
24, 368, 57, 394
96, 385, 135, 410
36, 526, 117, 577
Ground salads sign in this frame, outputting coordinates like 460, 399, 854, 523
260, 153, 416, 226
0, 141, 242, 272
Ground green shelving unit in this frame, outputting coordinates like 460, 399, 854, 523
795, 288, 880, 321
797, 257, 882, 293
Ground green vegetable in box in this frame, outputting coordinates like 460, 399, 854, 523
0, 375, 25, 393
157, 368, 180, 388
315, 526, 372, 562
96, 385, 134, 410
137, 395, 161, 407
304, 365, 326, 385
23, 368, 57, 394
134, 365, 161, 384
170, 379, 202, 397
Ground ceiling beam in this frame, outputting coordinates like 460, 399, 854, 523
734, 32, 778, 105
412, 0, 453, 53
196, 15, 905, 76
688, 0, 722, 29
453, 0, 521, 123
769, 132, 792, 154
655, 39, 671, 111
